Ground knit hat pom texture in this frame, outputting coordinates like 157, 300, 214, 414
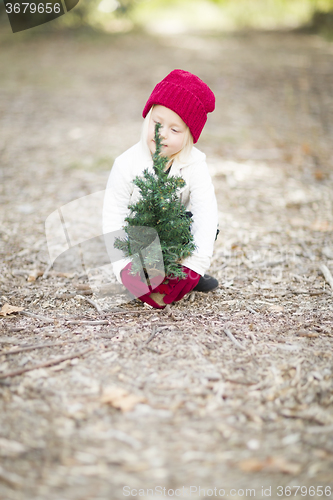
142, 69, 215, 143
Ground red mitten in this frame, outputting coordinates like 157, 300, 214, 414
120, 262, 150, 297
120, 262, 165, 308
121, 263, 200, 309
161, 267, 200, 304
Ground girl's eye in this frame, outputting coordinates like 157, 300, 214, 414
172, 129, 179, 133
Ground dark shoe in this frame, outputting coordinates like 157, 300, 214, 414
193, 274, 219, 293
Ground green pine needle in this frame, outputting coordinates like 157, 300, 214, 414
114, 122, 196, 279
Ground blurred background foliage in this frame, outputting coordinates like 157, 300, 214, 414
1, 0, 333, 37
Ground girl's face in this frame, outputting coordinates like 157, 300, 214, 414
147, 105, 187, 157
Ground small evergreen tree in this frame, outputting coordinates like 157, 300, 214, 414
114, 122, 195, 280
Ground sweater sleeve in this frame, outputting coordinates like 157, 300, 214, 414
102, 157, 133, 282
181, 159, 218, 276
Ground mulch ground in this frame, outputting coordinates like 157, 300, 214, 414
0, 28, 333, 500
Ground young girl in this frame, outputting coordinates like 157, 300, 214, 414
103, 69, 218, 309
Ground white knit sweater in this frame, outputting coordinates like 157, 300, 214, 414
103, 136, 218, 282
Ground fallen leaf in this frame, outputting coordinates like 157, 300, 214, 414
310, 220, 333, 232
238, 458, 265, 472
111, 333, 124, 342
297, 331, 319, 338
302, 143, 311, 154
268, 305, 284, 313
313, 169, 326, 181
27, 270, 43, 282
238, 456, 301, 474
0, 303, 24, 316
101, 386, 146, 412
290, 218, 308, 228
75, 284, 91, 291
265, 456, 302, 475
0, 438, 27, 457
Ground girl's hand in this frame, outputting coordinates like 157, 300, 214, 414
158, 267, 200, 304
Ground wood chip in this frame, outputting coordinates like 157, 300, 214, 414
0, 303, 24, 316
101, 386, 146, 412
319, 264, 333, 290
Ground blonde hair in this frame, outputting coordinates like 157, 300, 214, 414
141, 106, 194, 167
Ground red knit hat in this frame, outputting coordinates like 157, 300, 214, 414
142, 69, 215, 144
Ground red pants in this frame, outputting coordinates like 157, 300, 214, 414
121, 263, 200, 309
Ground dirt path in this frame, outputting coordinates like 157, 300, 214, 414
0, 29, 333, 500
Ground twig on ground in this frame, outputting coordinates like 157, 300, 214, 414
107, 429, 142, 449
223, 328, 246, 350
1, 339, 89, 356
299, 241, 316, 260
42, 262, 53, 279
107, 309, 154, 315
306, 424, 333, 434
249, 333, 257, 344
65, 320, 109, 325
225, 377, 258, 385
11, 269, 29, 277
76, 295, 103, 314
137, 326, 158, 351
163, 304, 179, 321
18, 311, 54, 323
0, 346, 93, 379
0, 337, 27, 345
257, 259, 285, 268
319, 264, 333, 290
246, 305, 259, 314
0, 465, 23, 488
145, 346, 161, 354
140, 326, 158, 349
94, 334, 118, 340
145, 327, 158, 345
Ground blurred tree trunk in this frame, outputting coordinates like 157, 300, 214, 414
308, 9, 333, 36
